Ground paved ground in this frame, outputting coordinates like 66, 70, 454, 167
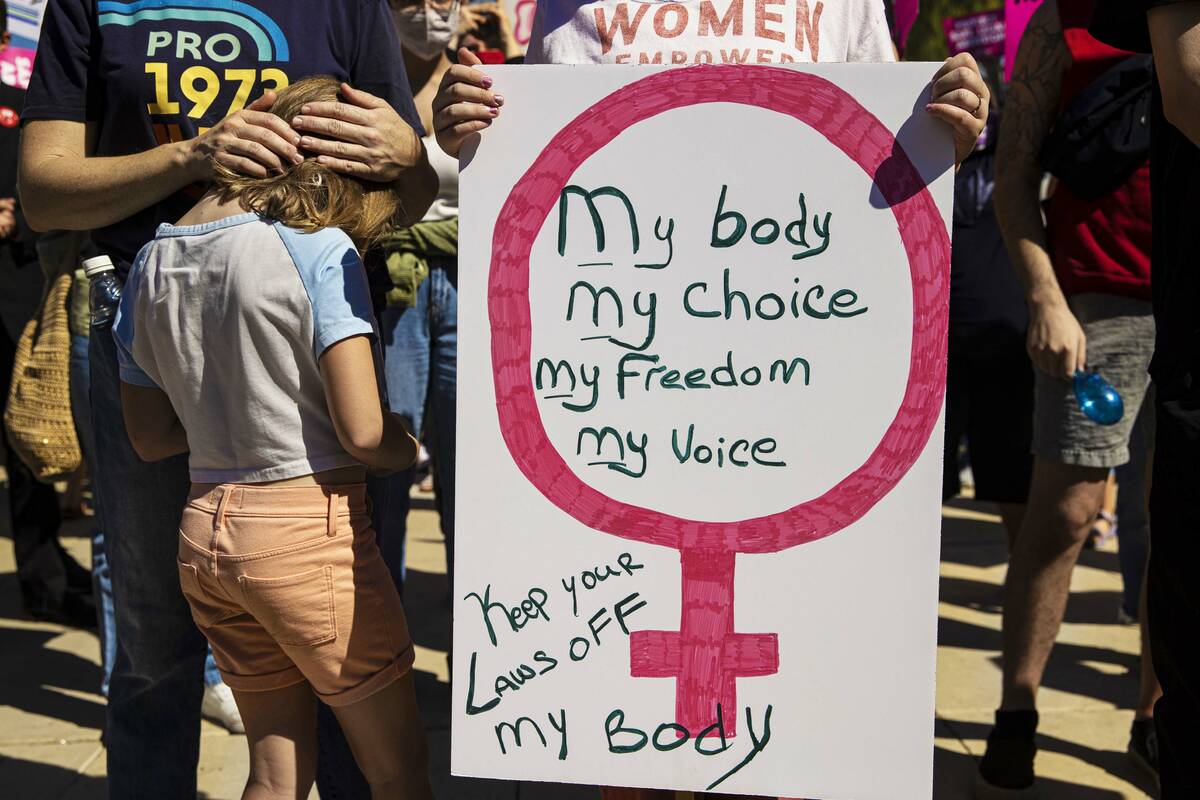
0, 484, 1158, 799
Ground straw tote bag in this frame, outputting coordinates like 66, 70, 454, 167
4, 272, 82, 481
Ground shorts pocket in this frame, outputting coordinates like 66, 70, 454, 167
238, 565, 337, 647
177, 561, 225, 628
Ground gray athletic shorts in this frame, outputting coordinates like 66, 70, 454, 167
1032, 293, 1155, 469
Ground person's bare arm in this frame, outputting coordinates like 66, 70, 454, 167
18, 94, 301, 232
319, 335, 419, 472
1148, 3, 1200, 146
994, 0, 1083, 380
120, 383, 189, 461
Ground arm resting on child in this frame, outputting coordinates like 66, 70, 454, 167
18, 94, 300, 232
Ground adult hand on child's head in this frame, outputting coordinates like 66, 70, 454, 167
290, 84, 424, 182
926, 52, 991, 166
433, 48, 502, 158
184, 92, 303, 180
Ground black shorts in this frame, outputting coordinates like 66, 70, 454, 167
942, 350, 1035, 504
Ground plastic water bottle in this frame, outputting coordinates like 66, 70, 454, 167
1074, 369, 1124, 426
85, 255, 122, 328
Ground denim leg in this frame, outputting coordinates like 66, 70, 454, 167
425, 265, 458, 580
1116, 406, 1152, 619
203, 652, 223, 687
70, 334, 117, 697
90, 321, 206, 799
314, 287, 432, 800
375, 283, 434, 587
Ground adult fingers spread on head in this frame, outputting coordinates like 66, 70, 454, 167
295, 100, 373, 126
223, 137, 286, 173
290, 115, 373, 146
214, 152, 270, 179
316, 155, 371, 178
246, 91, 278, 113
236, 112, 302, 161
339, 83, 388, 110
298, 136, 373, 163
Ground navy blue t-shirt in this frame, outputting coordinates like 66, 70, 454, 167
23, 0, 421, 273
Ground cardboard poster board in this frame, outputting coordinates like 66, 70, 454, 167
453, 63, 954, 798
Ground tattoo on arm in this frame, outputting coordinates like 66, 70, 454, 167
994, 0, 1072, 300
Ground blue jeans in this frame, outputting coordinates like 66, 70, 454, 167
313, 262, 458, 800
73, 333, 222, 699
70, 334, 116, 698
380, 262, 457, 571
92, 314, 388, 796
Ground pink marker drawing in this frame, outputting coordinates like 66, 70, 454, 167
488, 65, 949, 737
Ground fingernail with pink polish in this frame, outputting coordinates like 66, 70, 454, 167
489, 106, 500, 116
493, 95, 505, 106
481, 76, 493, 88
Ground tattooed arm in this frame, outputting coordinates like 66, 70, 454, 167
1149, 3, 1200, 147
994, 0, 1081, 380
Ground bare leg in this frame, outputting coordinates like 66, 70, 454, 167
996, 502, 1027, 552
233, 682, 318, 800
330, 671, 433, 800
1000, 458, 1108, 710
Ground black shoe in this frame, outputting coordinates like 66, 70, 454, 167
26, 590, 98, 629
974, 710, 1040, 799
1128, 717, 1159, 788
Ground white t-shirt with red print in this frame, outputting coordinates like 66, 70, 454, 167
526, 0, 895, 65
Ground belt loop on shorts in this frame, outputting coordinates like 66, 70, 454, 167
213, 486, 233, 534
326, 489, 339, 538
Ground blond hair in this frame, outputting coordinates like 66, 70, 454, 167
212, 77, 403, 249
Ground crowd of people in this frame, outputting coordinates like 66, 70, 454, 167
0, 0, 1197, 798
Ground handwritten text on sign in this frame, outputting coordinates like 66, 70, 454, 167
454, 64, 953, 798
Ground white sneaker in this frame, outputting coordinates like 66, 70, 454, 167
202, 682, 245, 734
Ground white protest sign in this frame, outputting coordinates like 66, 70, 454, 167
453, 63, 954, 798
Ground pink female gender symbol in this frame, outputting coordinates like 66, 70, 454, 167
488, 65, 950, 736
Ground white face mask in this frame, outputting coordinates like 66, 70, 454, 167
394, 0, 460, 61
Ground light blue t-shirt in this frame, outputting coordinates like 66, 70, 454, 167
114, 213, 377, 483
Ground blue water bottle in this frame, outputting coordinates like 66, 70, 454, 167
1074, 369, 1124, 426
85, 255, 122, 328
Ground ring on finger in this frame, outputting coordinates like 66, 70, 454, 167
972, 92, 983, 118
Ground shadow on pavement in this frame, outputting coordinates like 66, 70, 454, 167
0, 757, 106, 800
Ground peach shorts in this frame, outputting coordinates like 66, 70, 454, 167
177, 482, 414, 706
